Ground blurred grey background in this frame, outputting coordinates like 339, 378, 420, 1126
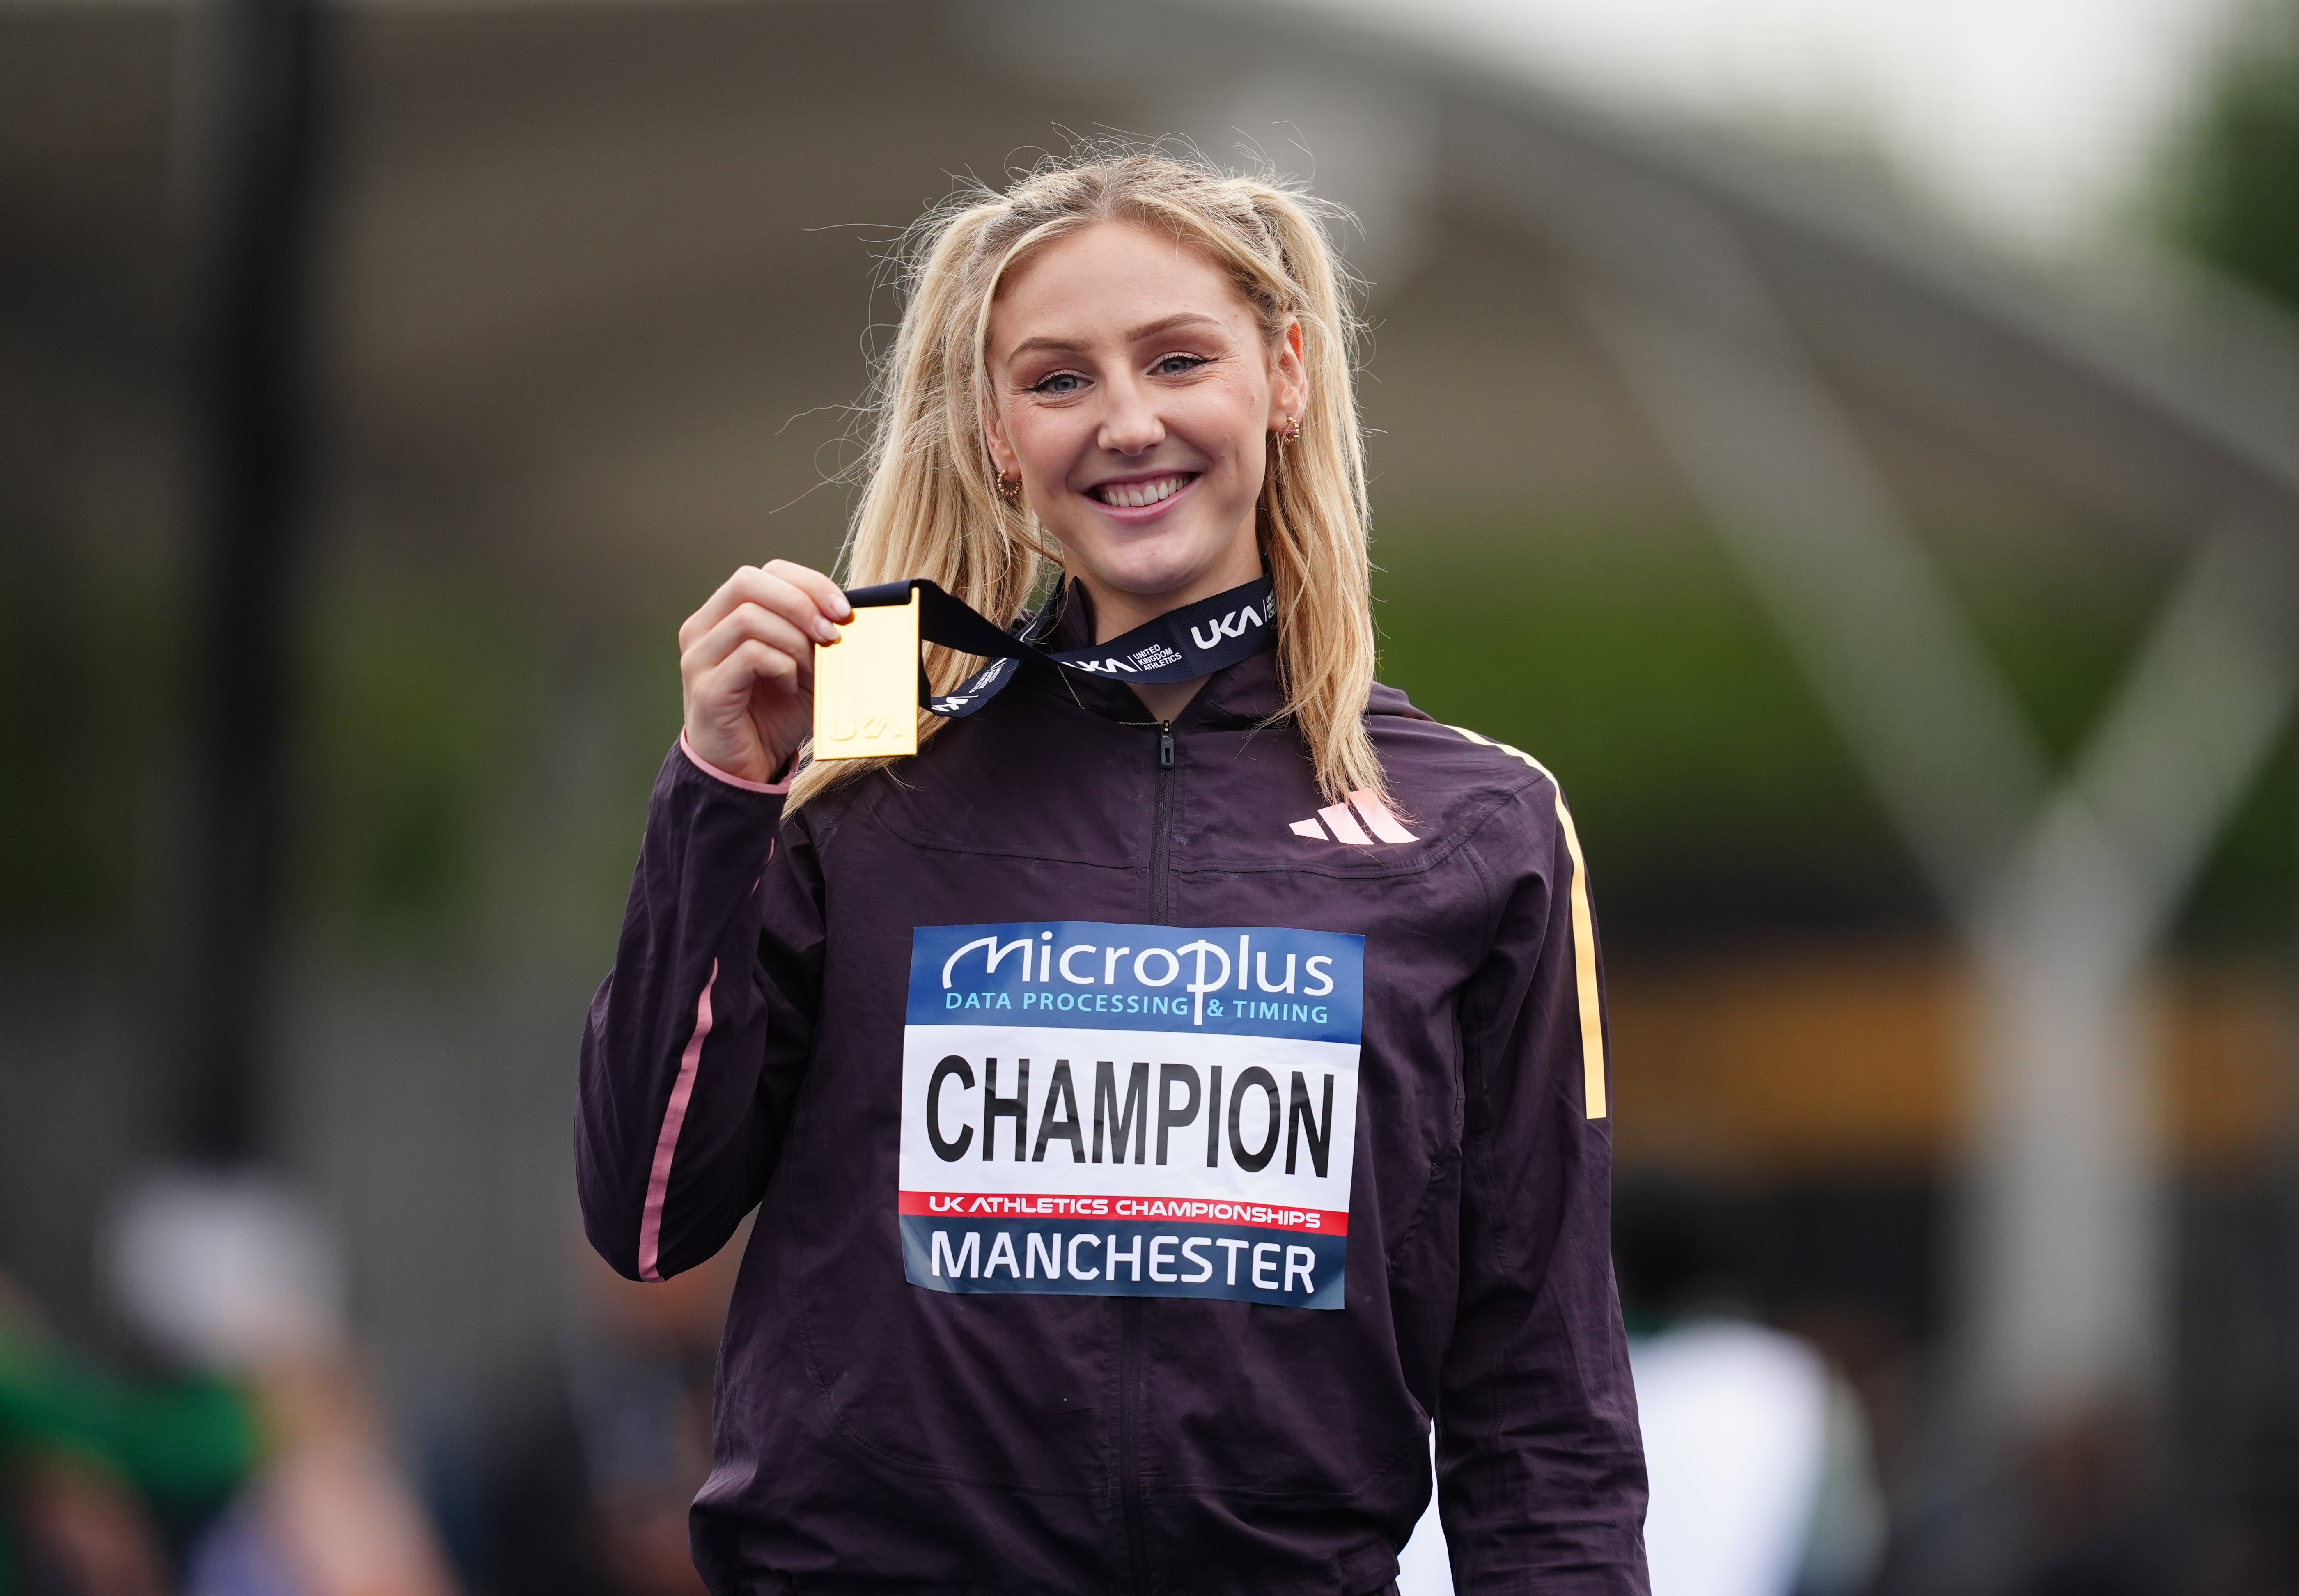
4, 0, 2297, 1590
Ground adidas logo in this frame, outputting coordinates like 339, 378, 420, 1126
1288, 789, 1417, 846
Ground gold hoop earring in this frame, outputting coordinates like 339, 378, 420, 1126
996, 473, 1023, 505
1279, 416, 1301, 446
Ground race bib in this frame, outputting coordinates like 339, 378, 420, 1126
898, 920, 1365, 1310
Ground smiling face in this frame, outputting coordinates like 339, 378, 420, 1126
982, 221, 1305, 641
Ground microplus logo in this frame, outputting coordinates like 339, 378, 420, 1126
897, 920, 1366, 1310
934, 928, 1340, 1029
910, 922, 1361, 1044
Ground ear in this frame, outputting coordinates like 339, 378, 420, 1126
1267, 319, 1308, 429
980, 384, 1019, 479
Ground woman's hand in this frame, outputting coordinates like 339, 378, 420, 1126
679, 560, 851, 784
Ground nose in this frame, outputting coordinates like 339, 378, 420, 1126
1097, 374, 1164, 457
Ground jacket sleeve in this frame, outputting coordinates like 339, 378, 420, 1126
1438, 774, 1649, 1591
576, 740, 826, 1282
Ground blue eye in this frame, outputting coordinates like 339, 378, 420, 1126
1032, 372, 1085, 395
1153, 354, 1207, 376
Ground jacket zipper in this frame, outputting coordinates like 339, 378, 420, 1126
1121, 719, 1175, 1590
1150, 721, 1175, 914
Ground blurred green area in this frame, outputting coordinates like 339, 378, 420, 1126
297, 582, 526, 940
0, 1302, 258, 1551
2173, 0, 2299, 315
1374, 521, 1923, 942
0, 538, 171, 947
1374, 518, 2294, 949
9, 1, 2297, 972
5, 518, 2288, 961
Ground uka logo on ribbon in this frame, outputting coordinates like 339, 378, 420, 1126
1187, 591, 1273, 651
897, 920, 1365, 1310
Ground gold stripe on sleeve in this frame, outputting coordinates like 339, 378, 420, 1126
1548, 791, 1608, 1120
1447, 726, 1609, 1120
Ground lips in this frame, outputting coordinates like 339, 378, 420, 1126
1090, 473, 1195, 509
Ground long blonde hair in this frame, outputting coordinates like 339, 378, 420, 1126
789, 147, 1381, 811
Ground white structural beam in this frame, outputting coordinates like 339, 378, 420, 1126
1530, 162, 2299, 1431
2039, 525, 2299, 940
1969, 525, 2299, 1417
1562, 245, 2048, 910
1472, 141, 2054, 913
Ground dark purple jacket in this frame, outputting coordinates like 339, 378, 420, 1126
577, 600, 1648, 1594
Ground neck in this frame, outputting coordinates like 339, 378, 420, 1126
1076, 549, 1262, 647
1071, 541, 1262, 725
1128, 676, 1207, 725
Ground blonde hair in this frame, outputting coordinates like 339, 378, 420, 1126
788, 147, 1381, 811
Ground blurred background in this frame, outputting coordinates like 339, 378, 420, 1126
3, 0, 2297, 1590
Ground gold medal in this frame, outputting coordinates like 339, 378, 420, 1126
812, 592, 920, 760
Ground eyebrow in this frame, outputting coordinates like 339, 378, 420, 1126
1004, 312, 1229, 362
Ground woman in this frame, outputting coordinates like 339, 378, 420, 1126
578, 150, 1648, 1594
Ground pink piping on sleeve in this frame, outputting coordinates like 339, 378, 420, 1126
638, 959, 718, 1282
681, 731, 793, 794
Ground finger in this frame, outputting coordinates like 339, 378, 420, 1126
683, 601, 817, 683
762, 560, 853, 625
729, 568, 844, 646
726, 638, 810, 697
684, 639, 809, 715
691, 639, 808, 711
680, 565, 846, 653
679, 565, 764, 652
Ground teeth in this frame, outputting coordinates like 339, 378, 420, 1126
1099, 474, 1187, 509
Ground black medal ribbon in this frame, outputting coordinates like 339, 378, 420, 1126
843, 574, 1276, 718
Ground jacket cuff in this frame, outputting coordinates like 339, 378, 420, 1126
681, 730, 795, 794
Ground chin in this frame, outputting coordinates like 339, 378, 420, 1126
1071, 523, 1238, 596
1090, 548, 1223, 601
